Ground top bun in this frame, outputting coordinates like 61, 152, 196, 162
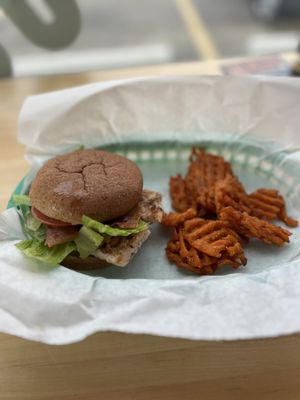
29, 149, 143, 224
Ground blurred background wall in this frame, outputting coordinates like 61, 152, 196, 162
0, 0, 299, 77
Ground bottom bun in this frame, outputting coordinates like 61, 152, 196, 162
61, 255, 109, 270
61, 229, 151, 270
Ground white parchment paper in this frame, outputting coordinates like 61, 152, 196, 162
1, 75, 300, 344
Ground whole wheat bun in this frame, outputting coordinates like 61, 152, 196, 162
29, 149, 143, 224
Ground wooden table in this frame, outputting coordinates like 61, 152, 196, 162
1, 54, 300, 400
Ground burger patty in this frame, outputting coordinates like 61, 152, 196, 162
92, 229, 151, 267
44, 189, 163, 248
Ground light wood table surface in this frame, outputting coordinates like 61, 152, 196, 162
0, 54, 300, 400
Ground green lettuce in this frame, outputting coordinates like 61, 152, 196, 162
82, 215, 149, 237
13, 194, 31, 206
24, 212, 41, 231
75, 226, 104, 259
13, 194, 46, 243
24, 213, 46, 242
16, 240, 76, 266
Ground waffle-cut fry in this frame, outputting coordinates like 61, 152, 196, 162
249, 188, 298, 227
185, 149, 233, 213
183, 217, 208, 232
165, 148, 297, 276
162, 208, 197, 227
166, 248, 217, 275
215, 174, 251, 215
184, 218, 240, 242
190, 148, 233, 179
169, 175, 192, 212
220, 206, 291, 246
165, 224, 246, 276
183, 218, 245, 259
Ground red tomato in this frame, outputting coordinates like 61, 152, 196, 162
31, 207, 73, 228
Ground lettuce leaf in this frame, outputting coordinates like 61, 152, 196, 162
15, 240, 76, 266
24, 213, 46, 242
13, 194, 31, 206
13, 196, 47, 243
25, 212, 41, 231
82, 215, 149, 237
75, 226, 104, 259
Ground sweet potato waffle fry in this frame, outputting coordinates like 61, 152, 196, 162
163, 210, 246, 276
183, 218, 243, 258
163, 209, 247, 275
184, 149, 233, 214
249, 188, 298, 227
164, 148, 298, 276
169, 176, 196, 212
215, 174, 251, 215
166, 230, 218, 275
162, 208, 197, 227
220, 206, 291, 246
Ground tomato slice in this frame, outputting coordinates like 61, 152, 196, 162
31, 207, 73, 228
